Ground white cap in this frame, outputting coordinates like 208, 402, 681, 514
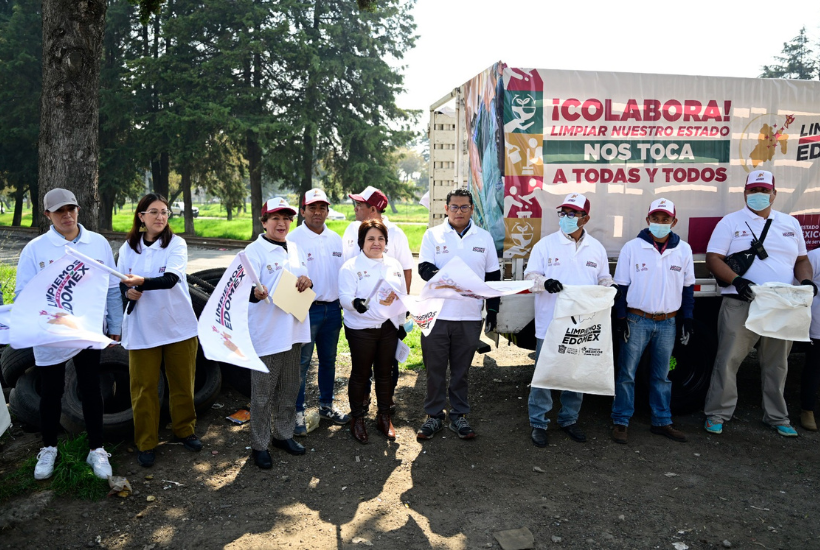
558, 193, 590, 214
261, 197, 296, 216
745, 170, 775, 190
648, 198, 676, 217
303, 188, 329, 206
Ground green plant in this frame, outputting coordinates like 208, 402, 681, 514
49, 433, 114, 501
0, 455, 37, 503
0, 264, 15, 304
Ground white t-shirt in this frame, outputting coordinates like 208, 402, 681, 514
15, 225, 120, 366
707, 208, 807, 295
614, 237, 696, 314
242, 235, 311, 356
287, 223, 344, 302
524, 230, 610, 338
117, 235, 198, 350
418, 221, 499, 321
342, 219, 414, 270
339, 253, 407, 330
808, 248, 820, 339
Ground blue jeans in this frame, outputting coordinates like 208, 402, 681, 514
528, 338, 584, 429
611, 313, 676, 427
296, 301, 343, 412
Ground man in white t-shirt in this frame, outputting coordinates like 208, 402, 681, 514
524, 193, 612, 447
288, 189, 350, 435
704, 170, 816, 437
416, 188, 500, 441
611, 198, 695, 445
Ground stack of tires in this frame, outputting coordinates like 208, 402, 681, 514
1, 274, 225, 440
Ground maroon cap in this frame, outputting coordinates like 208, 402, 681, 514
745, 170, 775, 190
557, 193, 590, 214
348, 186, 388, 210
261, 197, 296, 216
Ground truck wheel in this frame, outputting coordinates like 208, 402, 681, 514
189, 268, 226, 287
8, 368, 42, 431
186, 275, 215, 294
1, 346, 35, 388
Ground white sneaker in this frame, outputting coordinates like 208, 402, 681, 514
86, 448, 112, 479
34, 446, 58, 480
294, 411, 307, 437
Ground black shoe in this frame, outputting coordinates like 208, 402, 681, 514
561, 423, 587, 443
138, 450, 155, 468
175, 434, 203, 452
531, 427, 548, 448
251, 449, 272, 469
270, 437, 306, 456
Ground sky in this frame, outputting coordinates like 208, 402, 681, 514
396, 0, 820, 117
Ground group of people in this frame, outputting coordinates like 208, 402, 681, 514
14, 168, 820, 480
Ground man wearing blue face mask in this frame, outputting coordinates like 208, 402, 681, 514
524, 193, 613, 447
703, 170, 816, 437
611, 198, 695, 444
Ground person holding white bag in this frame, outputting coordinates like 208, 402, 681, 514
524, 193, 612, 448
611, 198, 694, 445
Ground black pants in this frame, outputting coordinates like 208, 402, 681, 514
345, 322, 397, 417
801, 339, 820, 411
40, 348, 103, 449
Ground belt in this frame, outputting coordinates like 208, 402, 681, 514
313, 299, 339, 306
627, 308, 676, 321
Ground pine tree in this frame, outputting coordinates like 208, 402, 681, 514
760, 26, 818, 80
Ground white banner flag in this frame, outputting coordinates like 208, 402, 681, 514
421, 256, 532, 301
0, 305, 11, 345
198, 255, 268, 373
9, 253, 113, 350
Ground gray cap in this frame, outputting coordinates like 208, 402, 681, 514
43, 188, 79, 212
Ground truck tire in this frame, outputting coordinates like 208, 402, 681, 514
220, 363, 251, 398
8, 367, 42, 431
189, 268, 226, 287
188, 286, 210, 319
186, 274, 215, 294
1, 346, 35, 388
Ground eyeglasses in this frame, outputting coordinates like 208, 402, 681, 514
447, 205, 472, 213
557, 211, 585, 219
142, 209, 171, 217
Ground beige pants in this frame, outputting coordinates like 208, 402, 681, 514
129, 337, 198, 451
704, 298, 792, 426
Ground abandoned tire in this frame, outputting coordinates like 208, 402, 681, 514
9, 367, 42, 431
220, 363, 251, 398
1, 346, 35, 388
189, 268, 226, 287
186, 274, 215, 294
189, 286, 210, 319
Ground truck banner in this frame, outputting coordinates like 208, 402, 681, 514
462, 65, 820, 258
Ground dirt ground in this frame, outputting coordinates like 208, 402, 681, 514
1, 334, 819, 550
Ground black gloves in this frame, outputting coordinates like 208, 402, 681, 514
615, 318, 630, 343
731, 276, 756, 302
544, 279, 563, 293
801, 279, 818, 297
485, 310, 498, 333
352, 298, 369, 314
680, 318, 694, 346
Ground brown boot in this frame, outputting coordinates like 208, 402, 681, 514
801, 410, 818, 431
376, 412, 396, 441
650, 424, 687, 442
350, 416, 368, 444
612, 424, 628, 444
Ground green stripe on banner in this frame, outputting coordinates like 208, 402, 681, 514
543, 140, 730, 164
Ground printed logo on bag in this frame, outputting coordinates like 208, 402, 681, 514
214, 265, 246, 331
558, 344, 567, 354
635, 263, 649, 272
783, 231, 795, 237
670, 265, 682, 272
44, 260, 91, 315
585, 261, 597, 268
412, 310, 438, 330
581, 346, 603, 357
562, 324, 602, 345
332, 251, 342, 257
473, 247, 485, 253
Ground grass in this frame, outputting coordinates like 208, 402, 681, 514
0, 264, 15, 304
336, 318, 424, 371
0, 455, 38, 502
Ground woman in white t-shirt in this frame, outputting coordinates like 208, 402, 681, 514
339, 220, 407, 444
118, 194, 201, 468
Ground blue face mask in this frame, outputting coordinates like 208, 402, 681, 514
559, 216, 580, 235
746, 193, 771, 211
648, 223, 672, 239
403, 319, 414, 334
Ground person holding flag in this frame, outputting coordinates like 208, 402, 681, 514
339, 220, 407, 444
14, 188, 120, 480
243, 198, 312, 469
117, 193, 201, 468
524, 193, 613, 447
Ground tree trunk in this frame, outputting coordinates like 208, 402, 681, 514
99, 187, 115, 230
246, 132, 262, 236
29, 180, 40, 227
181, 163, 194, 235
38, 0, 107, 234
299, 124, 314, 226
151, 151, 169, 198
12, 186, 25, 226
226, 206, 233, 221
389, 200, 398, 214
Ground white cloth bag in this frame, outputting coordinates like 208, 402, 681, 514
531, 285, 617, 395
746, 282, 813, 342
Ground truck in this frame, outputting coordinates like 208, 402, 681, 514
427, 63, 820, 412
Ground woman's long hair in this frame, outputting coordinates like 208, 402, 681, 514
126, 194, 174, 253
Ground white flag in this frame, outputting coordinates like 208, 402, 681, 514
198, 254, 268, 373
0, 305, 11, 345
421, 256, 531, 301
10, 254, 113, 350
